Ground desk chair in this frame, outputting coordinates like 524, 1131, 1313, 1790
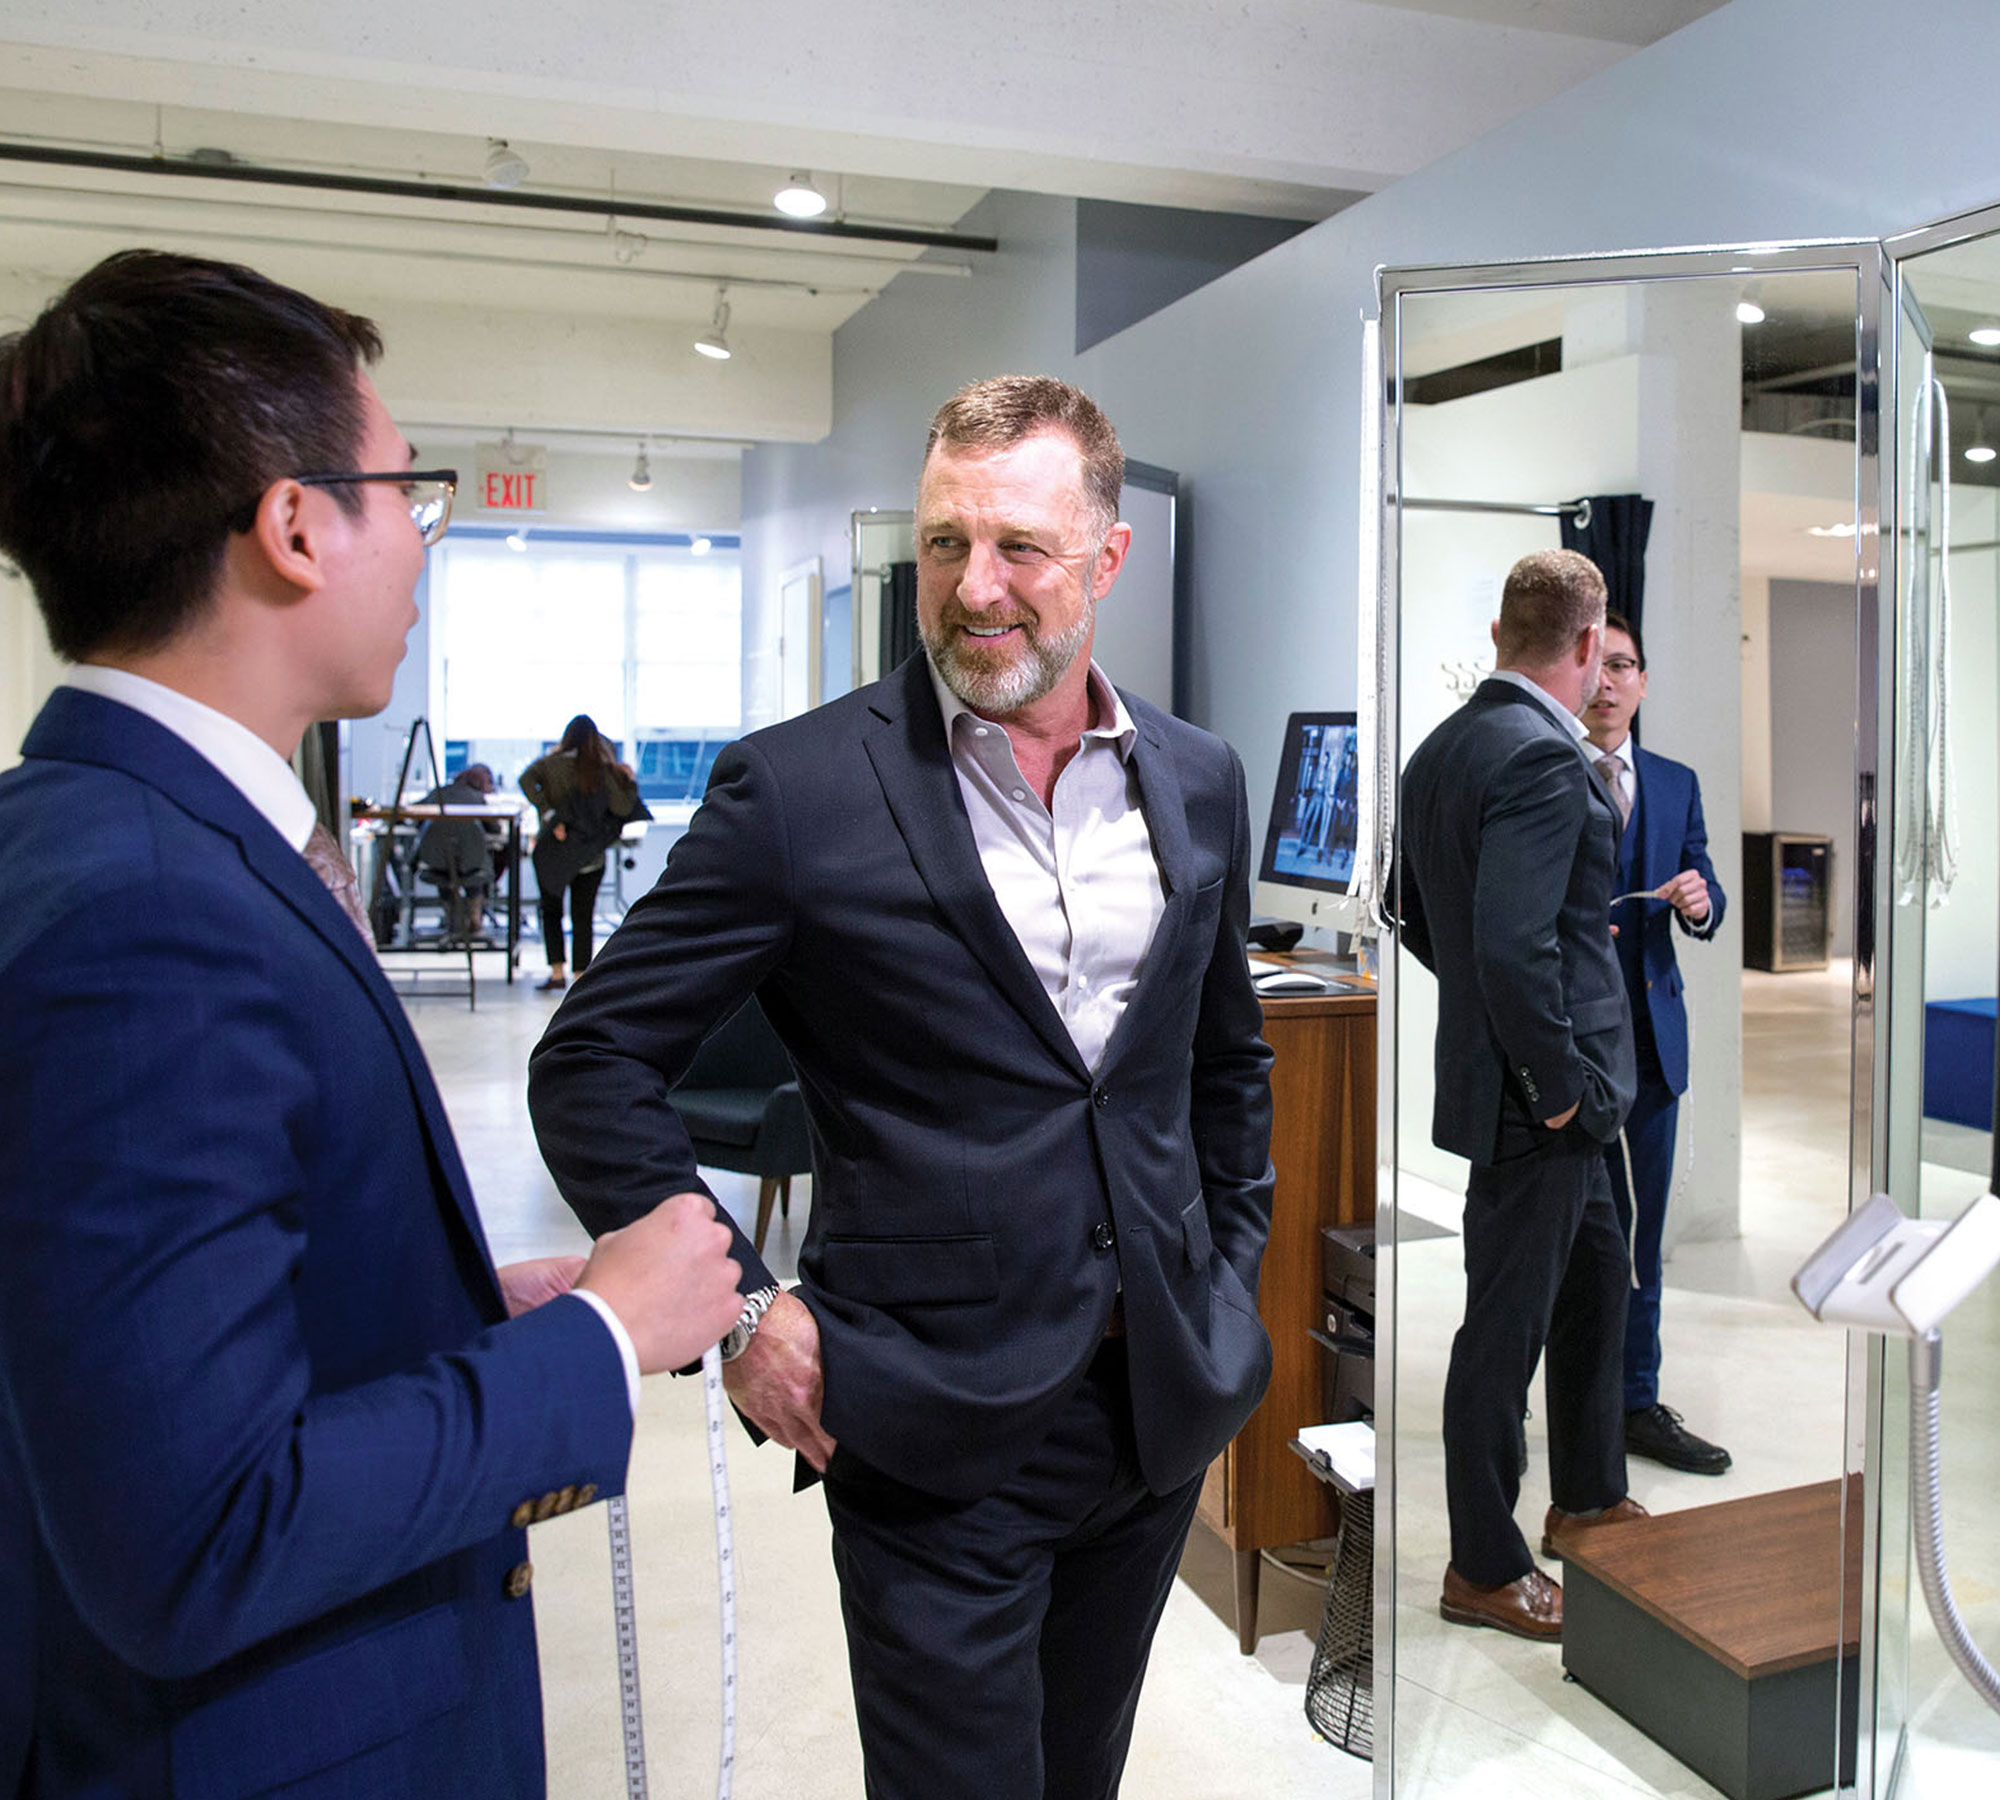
671, 998, 811, 1253
413, 816, 496, 1008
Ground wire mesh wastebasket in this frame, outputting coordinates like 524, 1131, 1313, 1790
1303, 1486, 1373, 1757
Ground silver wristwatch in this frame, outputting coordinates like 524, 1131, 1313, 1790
718, 1283, 784, 1362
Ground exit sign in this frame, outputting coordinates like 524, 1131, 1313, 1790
473, 441, 549, 514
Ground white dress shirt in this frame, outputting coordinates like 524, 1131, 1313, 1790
928, 658, 1166, 1075
62, 664, 641, 1411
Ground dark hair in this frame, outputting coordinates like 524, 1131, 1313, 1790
1494, 549, 1607, 666
923, 375, 1124, 538
558, 713, 617, 792
1604, 609, 1646, 670
0, 248, 383, 661
458, 762, 496, 794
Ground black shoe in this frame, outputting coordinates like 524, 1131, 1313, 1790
1625, 1403, 1731, 1475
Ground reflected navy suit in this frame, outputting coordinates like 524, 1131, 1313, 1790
1605, 744, 1724, 1412
0, 690, 632, 1800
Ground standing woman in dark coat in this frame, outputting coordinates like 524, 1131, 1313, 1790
520, 715, 639, 990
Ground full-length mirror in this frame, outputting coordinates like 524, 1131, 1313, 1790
1379, 252, 1876, 1800
1868, 211, 2000, 1796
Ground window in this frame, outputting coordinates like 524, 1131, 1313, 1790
428, 535, 741, 802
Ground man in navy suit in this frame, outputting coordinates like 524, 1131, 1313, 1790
1584, 612, 1732, 1475
0, 250, 744, 1799
530, 377, 1275, 1800
1399, 550, 1643, 1642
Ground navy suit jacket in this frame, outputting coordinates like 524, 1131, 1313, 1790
529, 653, 1275, 1503
1615, 743, 1726, 1097
0, 690, 632, 1800
1398, 679, 1637, 1165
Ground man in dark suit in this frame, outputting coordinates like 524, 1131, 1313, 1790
1585, 612, 1732, 1474
1398, 549, 1642, 1642
530, 376, 1275, 1800
0, 250, 744, 1799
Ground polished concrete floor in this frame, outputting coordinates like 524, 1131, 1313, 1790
395, 947, 2000, 1798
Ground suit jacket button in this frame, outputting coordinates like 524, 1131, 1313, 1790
504, 1561, 534, 1600
1091, 1222, 1116, 1252
509, 1500, 535, 1531
1092, 1087, 1109, 1108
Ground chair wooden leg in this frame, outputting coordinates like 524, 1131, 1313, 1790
778, 1175, 791, 1222
754, 1177, 780, 1253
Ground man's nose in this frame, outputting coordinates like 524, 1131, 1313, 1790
957, 543, 1010, 609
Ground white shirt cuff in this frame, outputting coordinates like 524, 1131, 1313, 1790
566, 1288, 642, 1417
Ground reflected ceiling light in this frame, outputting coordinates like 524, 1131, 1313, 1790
1735, 300, 1766, 325
482, 138, 531, 189
1970, 326, 2000, 347
691, 535, 713, 556
1966, 442, 1997, 465
774, 171, 828, 218
1805, 521, 1857, 538
628, 442, 654, 491
694, 288, 732, 360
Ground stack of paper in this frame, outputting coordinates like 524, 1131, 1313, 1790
1296, 1420, 1375, 1492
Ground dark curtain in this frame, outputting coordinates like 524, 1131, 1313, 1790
879, 560, 921, 672
1561, 493, 1653, 637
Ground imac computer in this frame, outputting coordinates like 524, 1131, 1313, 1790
1254, 710, 1363, 940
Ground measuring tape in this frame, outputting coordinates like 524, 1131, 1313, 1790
606, 1342, 738, 1800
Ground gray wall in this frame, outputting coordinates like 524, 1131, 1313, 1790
1770, 579, 1860, 958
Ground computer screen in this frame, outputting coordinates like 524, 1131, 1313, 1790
1254, 711, 1361, 933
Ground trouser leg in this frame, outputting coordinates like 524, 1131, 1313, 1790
569, 867, 604, 972
1606, 1075, 1678, 1411
1542, 1150, 1631, 1513
822, 1343, 1193, 1800
1444, 1125, 1620, 1585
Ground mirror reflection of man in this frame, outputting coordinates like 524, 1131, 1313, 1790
1584, 612, 1732, 1475
531, 376, 1277, 1798
1398, 549, 1644, 1642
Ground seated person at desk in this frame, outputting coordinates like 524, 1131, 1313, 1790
413, 762, 506, 942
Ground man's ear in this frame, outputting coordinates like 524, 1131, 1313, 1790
1489, 618, 1502, 650
1576, 620, 1602, 666
1090, 521, 1133, 600
243, 479, 331, 597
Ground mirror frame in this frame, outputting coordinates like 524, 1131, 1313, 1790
1371, 239, 1897, 1799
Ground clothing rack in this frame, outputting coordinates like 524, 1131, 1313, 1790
1398, 496, 1593, 530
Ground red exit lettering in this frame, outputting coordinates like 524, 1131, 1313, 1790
481, 471, 540, 510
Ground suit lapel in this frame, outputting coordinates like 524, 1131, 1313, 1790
27, 691, 505, 1308
862, 657, 1090, 1078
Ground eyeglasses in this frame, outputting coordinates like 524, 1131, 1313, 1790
1600, 655, 1643, 678
296, 470, 459, 546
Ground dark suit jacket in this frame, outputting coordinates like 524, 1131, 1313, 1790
1398, 677, 1636, 1165
0, 690, 632, 1800
1617, 744, 1725, 1097
529, 653, 1275, 1503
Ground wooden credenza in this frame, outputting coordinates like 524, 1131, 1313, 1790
1196, 983, 1376, 1652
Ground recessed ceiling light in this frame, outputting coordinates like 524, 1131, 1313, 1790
1736, 301, 1766, 325
691, 536, 713, 556
1966, 444, 1998, 464
774, 171, 828, 218
1970, 327, 2000, 347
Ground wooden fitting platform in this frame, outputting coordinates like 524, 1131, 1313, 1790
1559, 1479, 1861, 1800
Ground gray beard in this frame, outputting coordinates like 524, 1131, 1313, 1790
921, 600, 1094, 716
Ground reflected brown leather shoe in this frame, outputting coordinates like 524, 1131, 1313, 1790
1438, 1563, 1563, 1641
1540, 1496, 1649, 1562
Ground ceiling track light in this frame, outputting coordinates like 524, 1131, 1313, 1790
629, 441, 654, 491
482, 138, 531, 190
774, 171, 828, 218
695, 288, 733, 361
1970, 326, 2000, 348
1736, 299, 1766, 325
1965, 410, 1996, 465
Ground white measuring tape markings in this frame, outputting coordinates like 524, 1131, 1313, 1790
606, 1342, 739, 1800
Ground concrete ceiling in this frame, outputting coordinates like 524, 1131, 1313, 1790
0, 0, 1730, 445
